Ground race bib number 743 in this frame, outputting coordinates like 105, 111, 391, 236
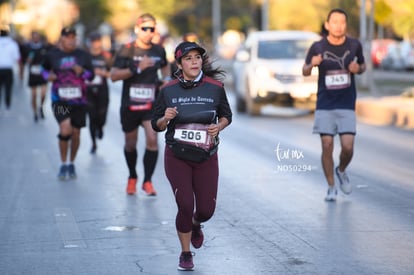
325, 69, 350, 90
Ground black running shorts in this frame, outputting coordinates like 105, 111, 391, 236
52, 102, 87, 128
120, 107, 153, 133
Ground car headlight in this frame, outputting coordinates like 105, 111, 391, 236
255, 66, 273, 79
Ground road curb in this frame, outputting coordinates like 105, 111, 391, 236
356, 96, 414, 129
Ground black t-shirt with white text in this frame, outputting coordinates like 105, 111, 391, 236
152, 75, 233, 148
112, 43, 168, 109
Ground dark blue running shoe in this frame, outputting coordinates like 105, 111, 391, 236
58, 165, 68, 180
68, 164, 77, 179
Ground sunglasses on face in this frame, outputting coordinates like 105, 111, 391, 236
141, 26, 155, 33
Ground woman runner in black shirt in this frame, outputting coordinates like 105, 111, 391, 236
152, 41, 232, 271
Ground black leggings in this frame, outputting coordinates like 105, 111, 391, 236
164, 145, 219, 233
0, 69, 13, 108
87, 89, 109, 144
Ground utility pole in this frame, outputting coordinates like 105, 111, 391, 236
359, 0, 370, 88
8, 0, 15, 34
359, 0, 367, 41
368, 0, 377, 96
261, 0, 269, 31
359, 0, 377, 95
359, 0, 368, 88
212, 0, 221, 51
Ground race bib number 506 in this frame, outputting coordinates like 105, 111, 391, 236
175, 129, 207, 143
174, 123, 212, 151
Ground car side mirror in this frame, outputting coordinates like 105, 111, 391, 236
235, 50, 250, 62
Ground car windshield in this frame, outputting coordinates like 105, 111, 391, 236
258, 39, 313, 59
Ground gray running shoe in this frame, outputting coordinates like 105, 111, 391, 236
335, 166, 352, 194
325, 186, 337, 201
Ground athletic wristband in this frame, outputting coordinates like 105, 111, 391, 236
82, 70, 93, 80
41, 71, 49, 81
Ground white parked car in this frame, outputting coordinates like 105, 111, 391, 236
232, 30, 320, 115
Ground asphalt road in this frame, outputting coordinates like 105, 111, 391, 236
0, 74, 413, 275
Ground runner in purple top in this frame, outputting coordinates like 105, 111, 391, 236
42, 26, 94, 180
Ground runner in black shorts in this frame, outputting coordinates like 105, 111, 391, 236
85, 32, 111, 154
110, 13, 170, 196
303, 8, 366, 201
152, 41, 232, 271
25, 31, 50, 122
42, 26, 94, 180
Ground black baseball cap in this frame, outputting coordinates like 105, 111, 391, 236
174, 41, 206, 61
0, 24, 10, 36
61, 26, 76, 36
88, 32, 101, 41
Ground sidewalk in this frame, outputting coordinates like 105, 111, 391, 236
356, 86, 414, 130
356, 94, 414, 129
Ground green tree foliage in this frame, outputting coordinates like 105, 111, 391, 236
105, 1, 139, 34
138, 0, 255, 42
68, 0, 414, 44
72, 0, 110, 35
375, 0, 414, 39
221, 0, 255, 32
167, 0, 212, 42
375, 0, 393, 24
253, 0, 361, 37
138, 0, 180, 22
269, 0, 330, 33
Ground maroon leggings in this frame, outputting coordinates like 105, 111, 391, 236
164, 145, 219, 233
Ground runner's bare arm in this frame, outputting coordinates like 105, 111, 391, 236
348, 57, 366, 74
303, 54, 322, 76
208, 117, 230, 137
110, 67, 133, 82
302, 63, 313, 76
156, 107, 178, 131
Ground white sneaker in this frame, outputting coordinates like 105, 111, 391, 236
335, 166, 352, 194
325, 186, 337, 201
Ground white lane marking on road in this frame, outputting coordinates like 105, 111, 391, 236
54, 208, 87, 248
